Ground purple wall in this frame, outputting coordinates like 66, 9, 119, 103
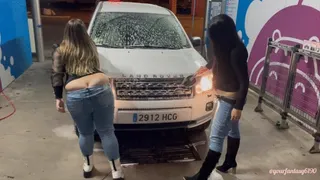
240, 1, 320, 118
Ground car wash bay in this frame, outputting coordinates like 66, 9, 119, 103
1, 53, 320, 180
1, 4, 320, 180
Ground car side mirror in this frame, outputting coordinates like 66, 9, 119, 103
191, 36, 201, 47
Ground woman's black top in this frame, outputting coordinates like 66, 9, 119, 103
51, 45, 102, 99
205, 45, 249, 110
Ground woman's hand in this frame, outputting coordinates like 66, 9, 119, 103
56, 99, 65, 113
231, 108, 242, 120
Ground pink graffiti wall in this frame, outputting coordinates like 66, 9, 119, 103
241, 0, 320, 118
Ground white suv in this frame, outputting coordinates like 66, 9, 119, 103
86, 1, 215, 132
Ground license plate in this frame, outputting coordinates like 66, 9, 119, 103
117, 108, 191, 124
133, 113, 178, 122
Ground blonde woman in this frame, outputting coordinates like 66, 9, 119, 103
51, 19, 124, 180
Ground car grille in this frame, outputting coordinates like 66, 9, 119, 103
114, 78, 193, 100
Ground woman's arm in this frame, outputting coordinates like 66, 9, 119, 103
230, 46, 249, 110
51, 49, 65, 99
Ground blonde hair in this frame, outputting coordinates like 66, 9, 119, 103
58, 19, 100, 76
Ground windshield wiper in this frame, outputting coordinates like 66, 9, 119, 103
126, 45, 180, 49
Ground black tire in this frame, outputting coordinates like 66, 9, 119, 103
74, 125, 101, 142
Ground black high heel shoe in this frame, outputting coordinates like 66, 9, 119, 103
216, 136, 240, 174
216, 161, 237, 174
183, 150, 221, 180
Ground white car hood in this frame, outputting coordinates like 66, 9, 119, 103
97, 47, 207, 78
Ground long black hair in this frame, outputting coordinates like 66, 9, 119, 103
208, 14, 242, 61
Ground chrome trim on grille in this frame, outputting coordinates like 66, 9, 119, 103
114, 78, 193, 100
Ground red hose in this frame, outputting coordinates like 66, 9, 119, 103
0, 92, 16, 121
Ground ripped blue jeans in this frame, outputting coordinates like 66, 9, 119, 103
209, 99, 240, 152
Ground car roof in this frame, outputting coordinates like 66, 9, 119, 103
99, 1, 171, 15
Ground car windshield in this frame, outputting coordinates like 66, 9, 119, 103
90, 12, 191, 49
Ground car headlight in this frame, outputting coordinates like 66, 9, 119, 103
195, 73, 213, 94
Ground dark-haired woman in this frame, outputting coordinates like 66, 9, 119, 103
184, 14, 249, 180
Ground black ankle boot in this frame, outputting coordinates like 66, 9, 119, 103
216, 136, 240, 174
183, 150, 221, 180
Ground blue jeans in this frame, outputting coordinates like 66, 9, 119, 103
66, 85, 120, 160
209, 99, 240, 152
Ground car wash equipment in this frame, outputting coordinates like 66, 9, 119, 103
83, 155, 94, 178
183, 150, 221, 180
109, 159, 125, 180
216, 136, 240, 174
